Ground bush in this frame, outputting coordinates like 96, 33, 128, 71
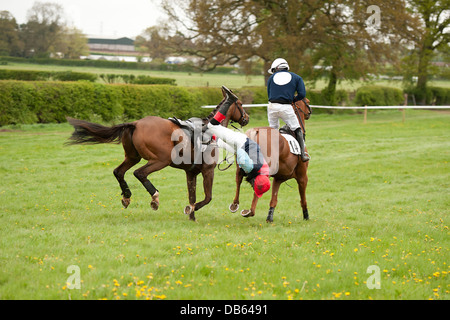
355, 85, 404, 106
0, 69, 50, 81
404, 86, 450, 105
0, 81, 38, 124
51, 71, 97, 82
0, 80, 223, 125
430, 87, 450, 105
0, 69, 97, 82
130, 75, 176, 85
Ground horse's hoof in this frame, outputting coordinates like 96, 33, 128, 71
266, 207, 274, 223
121, 198, 131, 208
303, 209, 309, 221
229, 203, 239, 213
241, 210, 254, 218
184, 204, 195, 215
150, 192, 159, 211
151, 201, 159, 211
189, 212, 196, 222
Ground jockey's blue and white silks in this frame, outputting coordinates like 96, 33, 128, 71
236, 148, 253, 173
267, 70, 306, 104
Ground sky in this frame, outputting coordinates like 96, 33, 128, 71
0, 0, 165, 38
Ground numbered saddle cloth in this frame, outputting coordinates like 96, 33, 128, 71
281, 133, 302, 155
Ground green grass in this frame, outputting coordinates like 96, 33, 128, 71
0, 62, 265, 88
0, 110, 448, 300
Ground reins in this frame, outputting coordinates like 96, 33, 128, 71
292, 99, 312, 139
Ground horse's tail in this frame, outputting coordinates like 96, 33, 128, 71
66, 117, 136, 145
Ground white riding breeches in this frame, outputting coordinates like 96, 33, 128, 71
267, 102, 301, 130
206, 123, 247, 152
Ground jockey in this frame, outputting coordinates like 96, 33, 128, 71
206, 89, 271, 198
267, 58, 310, 162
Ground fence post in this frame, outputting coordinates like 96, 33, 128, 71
402, 93, 407, 123
364, 105, 367, 124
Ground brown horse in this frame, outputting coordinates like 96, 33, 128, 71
67, 87, 249, 222
229, 99, 311, 222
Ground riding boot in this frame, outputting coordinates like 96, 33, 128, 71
294, 128, 310, 162
209, 91, 239, 125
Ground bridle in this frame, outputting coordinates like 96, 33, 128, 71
230, 100, 248, 127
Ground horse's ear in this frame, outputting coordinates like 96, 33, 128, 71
221, 86, 227, 97
222, 85, 239, 101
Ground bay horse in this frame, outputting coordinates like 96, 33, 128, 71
229, 99, 312, 223
67, 86, 249, 222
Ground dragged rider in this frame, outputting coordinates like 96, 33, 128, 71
204, 88, 271, 199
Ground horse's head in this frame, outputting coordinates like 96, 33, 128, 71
228, 99, 249, 127
221, 86, 249, 127
294, 98, 312, 121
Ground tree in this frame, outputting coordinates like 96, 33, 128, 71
0, 11, 23, 56
405, 0, 449, 97
20, 1, 65, 57
160, 0, 324, 84
159, 0, 419, 105
135, 26, 173, 60
306, 0, 417, 104
55, 26, 89, 59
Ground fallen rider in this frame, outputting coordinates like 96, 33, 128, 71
204, 89, 271, 198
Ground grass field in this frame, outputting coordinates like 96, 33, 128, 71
2, 62, 450, 89
0, 110, 448, 300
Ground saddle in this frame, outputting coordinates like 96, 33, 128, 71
279, 125, 302, 155
168, 117, 212, 147
279, 125, 295, 138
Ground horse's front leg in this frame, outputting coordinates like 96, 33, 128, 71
188, 166, 214, 220
241, 192, 259, 218
184, 171, 197, 221
229, 167, 243, 213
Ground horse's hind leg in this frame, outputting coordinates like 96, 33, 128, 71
296, 174, 309, 221
113, 131, 141, 208
266, 178, 282, 223
134, 160, 169, 210
113, 156, 141, 208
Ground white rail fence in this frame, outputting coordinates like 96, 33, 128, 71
201, 104, 450, 123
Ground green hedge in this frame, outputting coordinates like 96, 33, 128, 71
0, 56, 243, 74
101, 74, 176, 85
404, 86, 450, 105
0, 80, 222, 125
355, 85, 404, 106
0, 69, 176, 85
0, 69, 98, 82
